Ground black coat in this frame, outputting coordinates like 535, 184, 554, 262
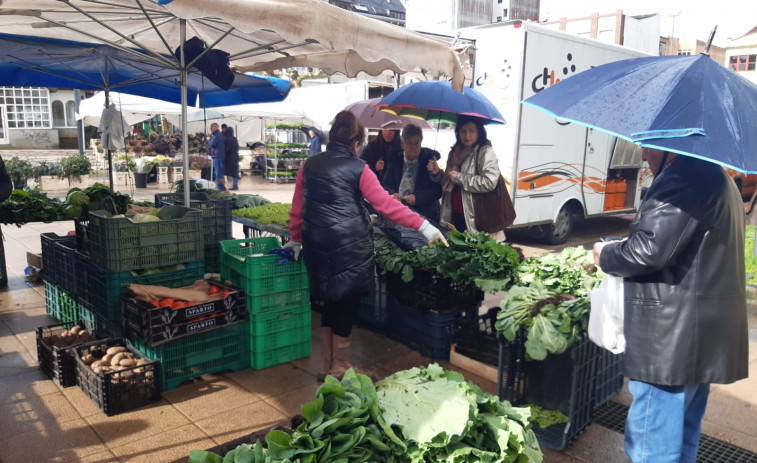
301, 143, 374, 302
381, 148, 442, 222
600, 156, 748, 385
0, 156, 12, 203
223, 127, 239, 177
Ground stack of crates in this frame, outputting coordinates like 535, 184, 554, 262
220, 237, 311, 369
154, 193, 233, 273
74, 206, 205, 336
40, 233, 82, 324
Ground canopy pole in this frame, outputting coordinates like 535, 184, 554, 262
181, 19, 190, 205
104, 85, 114, 191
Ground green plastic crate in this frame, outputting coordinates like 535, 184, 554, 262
87, 206, 204, 272
250, 341, 311, 370
78, 305, 123, 338
44, 282, 78, 323
130, 321, 250, 392
248, 305, 311, 337
246, 288, 310, 314
221, 236, 309, 284
76, 253, 205, 323
154, 193, 233, 244
45, 281, 60, 319
250, 320, 310, 352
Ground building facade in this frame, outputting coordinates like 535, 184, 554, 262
0, 87, 82, 149
725, 27, 757, 85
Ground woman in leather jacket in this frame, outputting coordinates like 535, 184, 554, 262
593, 149, 748, 463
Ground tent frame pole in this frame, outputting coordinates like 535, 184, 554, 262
180, 19, 190, 206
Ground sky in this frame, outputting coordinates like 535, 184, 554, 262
539, 0, 757, 46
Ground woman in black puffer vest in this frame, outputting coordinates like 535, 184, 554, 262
287, 111, 447, 381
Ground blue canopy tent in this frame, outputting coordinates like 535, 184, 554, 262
0, 32, 292, 194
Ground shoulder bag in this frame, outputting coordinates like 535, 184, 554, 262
471, 147, 516, 233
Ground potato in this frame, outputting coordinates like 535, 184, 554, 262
101, 353, 113, 364
106, 346, 126, 355
82, 354, 95, 365
69, 326, 82, 335
93, 366, 111, 374
136, 359, 148, 366
90, 360, 104, 369
110, 352, 126, 366
119, 358, 137, 367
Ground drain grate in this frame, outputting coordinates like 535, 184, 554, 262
594, 402, 757, 463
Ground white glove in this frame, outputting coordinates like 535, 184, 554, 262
418, 220, 449, 247
283, 240, 303, 260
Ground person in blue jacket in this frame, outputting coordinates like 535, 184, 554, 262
206, 122, 226, 190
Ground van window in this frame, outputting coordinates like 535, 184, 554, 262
609, 138, 643, 168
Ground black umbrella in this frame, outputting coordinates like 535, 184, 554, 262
300, 125, 326, 141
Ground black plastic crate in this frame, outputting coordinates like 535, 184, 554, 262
205, 242, 220, 274
385, 295, 476, 360
53, 238, 79, 295
36, 321, 101, 387
40, 233, 76, 286
154, 193, 233, 244
385, 269, 484, 313
74, 217, 90, 254
497, 330, 597, 451
357, 273, 388, 331
74, 338, 161, 416
594, 349, 625, 406
454, 307, 499, 366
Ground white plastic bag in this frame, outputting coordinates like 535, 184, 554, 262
589, 274, 626, 354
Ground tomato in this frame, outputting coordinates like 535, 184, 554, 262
150, 300, 162, 307
171, 301, 186, 310
160, 298, 175, 307
208, 285, 221, 295
186, 301, 197, 307
222, 289, 231, 298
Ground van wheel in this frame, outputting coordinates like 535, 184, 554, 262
542, 205, 574, 245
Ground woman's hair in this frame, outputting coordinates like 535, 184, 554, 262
329, 110, 365, 146
453, 115, 491, 148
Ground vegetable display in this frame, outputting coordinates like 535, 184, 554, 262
374, 230, 522, 292
189, 365, 543, 463
233, 203, 292, 226
495, 247, 603, 360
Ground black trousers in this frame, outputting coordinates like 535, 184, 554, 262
318, 295, 361, 337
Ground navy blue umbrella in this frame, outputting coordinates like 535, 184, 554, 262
0, 33, 291, 107
523, 53, 757, 173
376, 81, 505, 125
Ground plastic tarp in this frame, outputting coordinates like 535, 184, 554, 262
0, 0, 463, 90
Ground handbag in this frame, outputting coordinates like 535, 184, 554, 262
588, 274, 626, 354
471, 148, 516, 233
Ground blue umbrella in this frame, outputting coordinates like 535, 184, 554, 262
523, 53, 757, 173
0, 33, 291, 107
376, 81, 505, 125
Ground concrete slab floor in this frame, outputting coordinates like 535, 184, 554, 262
1, 180, 756, 463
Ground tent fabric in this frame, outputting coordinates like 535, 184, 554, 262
0, 33, 292, 107
0, 0, 463, 90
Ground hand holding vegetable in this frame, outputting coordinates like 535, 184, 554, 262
418, 220, 448, 247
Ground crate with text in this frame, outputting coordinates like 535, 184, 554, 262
121, 279, 247, 345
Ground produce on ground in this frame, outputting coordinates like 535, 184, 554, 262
374, 230, 522, 292
233, 203, 292, 226
527, 404, 569, 429
43, 325, 96, 348
495, 247, 603, 360
79, 345, 149, 375
189, 365, 543, 463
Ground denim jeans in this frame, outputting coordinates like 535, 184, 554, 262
212, 157, 225, 189
625, 380, 710, 463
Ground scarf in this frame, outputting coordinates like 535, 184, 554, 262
441, 145, 475, 192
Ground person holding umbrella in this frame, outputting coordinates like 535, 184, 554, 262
308, 128, 323, 156
593, 148, 748, 462
285, 110, 448, 381
360, 129, 402, 180
429, 115, 507, 242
